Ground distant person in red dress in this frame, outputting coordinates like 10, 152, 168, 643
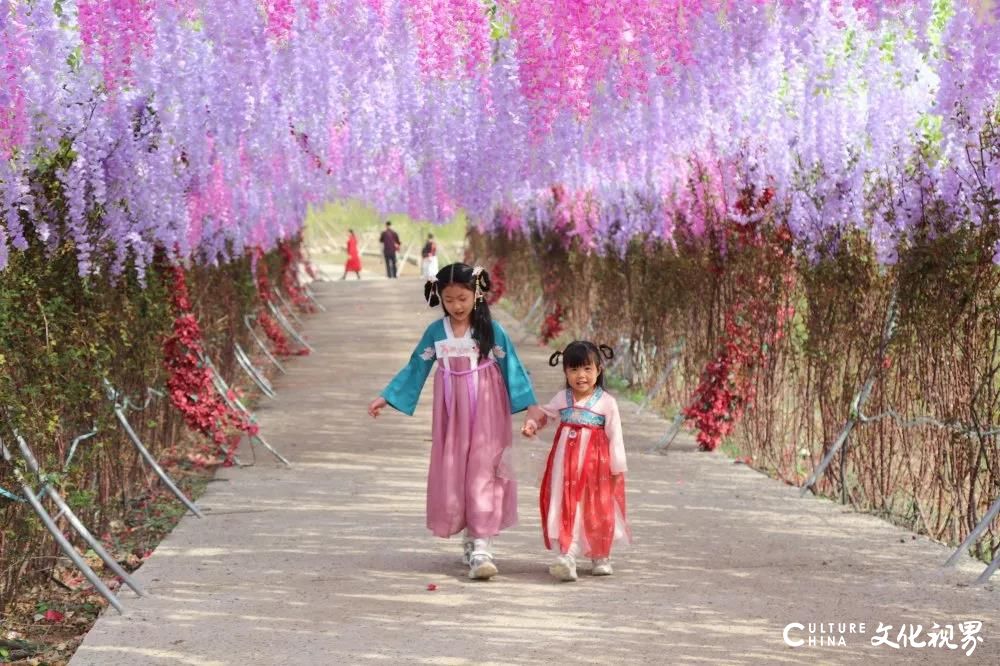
341, 229, 362, 280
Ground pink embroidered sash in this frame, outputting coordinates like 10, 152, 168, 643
438, 358, 497, 428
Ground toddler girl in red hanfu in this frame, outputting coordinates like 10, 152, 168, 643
521, 341, 631, 581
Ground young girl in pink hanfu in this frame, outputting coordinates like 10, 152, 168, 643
368, 263, 542, 580
522, 341, 631, 582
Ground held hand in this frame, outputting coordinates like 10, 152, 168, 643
521, 419, 538, 438
368, 397, 387, 418
525, 404, 546, 424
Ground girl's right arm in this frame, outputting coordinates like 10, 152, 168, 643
368, 396, 388, 418
370, 322, 440, 417
520, 392, 563, 437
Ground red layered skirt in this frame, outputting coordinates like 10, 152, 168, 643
539, 421, 628, 559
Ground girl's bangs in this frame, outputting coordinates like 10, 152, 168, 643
563, 344, 599, 368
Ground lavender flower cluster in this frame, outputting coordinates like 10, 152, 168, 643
0, 1, 997, 278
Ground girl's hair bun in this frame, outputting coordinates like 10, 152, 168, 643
476, 268, 491, 293
424, 278, 440, 307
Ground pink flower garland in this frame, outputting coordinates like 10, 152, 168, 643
77, 0, 155, 92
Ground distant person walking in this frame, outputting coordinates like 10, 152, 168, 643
380, 221, 401, 278
421, 233, 438, 280
341, 229, 362, 280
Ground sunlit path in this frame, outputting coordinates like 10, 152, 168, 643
71, 279, 1000, 665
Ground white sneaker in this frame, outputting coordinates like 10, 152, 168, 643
591, 558, 613, 576
468, 538, 498, 580
549, 554, 578, 582
468, 553, 498, 579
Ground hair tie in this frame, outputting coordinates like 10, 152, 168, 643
598, 344, 615, 361
548, 351, 563, 367
471, 265, 489, 301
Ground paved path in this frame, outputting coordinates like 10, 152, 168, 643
72, 278, 999, 665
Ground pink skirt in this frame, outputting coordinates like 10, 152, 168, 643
426, 357, 516, 538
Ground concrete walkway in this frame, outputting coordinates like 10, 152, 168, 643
72, 279, 999, 665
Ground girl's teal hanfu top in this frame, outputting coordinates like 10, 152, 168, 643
381, 318, 536, 416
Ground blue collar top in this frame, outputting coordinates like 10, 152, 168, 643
558, 387, 606, 427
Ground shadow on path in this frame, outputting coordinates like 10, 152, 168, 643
71, 279, 999, 665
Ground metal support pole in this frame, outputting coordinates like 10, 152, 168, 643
975, 549, 1000, 585
304, 285, 327, 312
0, 483, 24, 503
799, 408, 857, 497
245, 431, 289, 467
113, 406, 204, 518
267, 301, 314, 352
200, 354, 291, 467
244, 315, 287, 373
64, 428, 98, 470
234, 342, 276, 399
272, 287, 305, 327
649, 411, 688, 454
0, 437, 124, 614
945, 494, 1000, 568
636, 343, 684, 415
14, 433, 145, 597
800, 292, 898, 497
99, 378, 206, 513
37, 428, 98, 501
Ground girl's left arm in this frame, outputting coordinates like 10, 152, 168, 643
492, 322, 538, 414
606, 397, 627, 474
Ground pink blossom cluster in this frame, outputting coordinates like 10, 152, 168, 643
77, 0, 155, 92
262, 0, 295, 42
405, 0, 491, 96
